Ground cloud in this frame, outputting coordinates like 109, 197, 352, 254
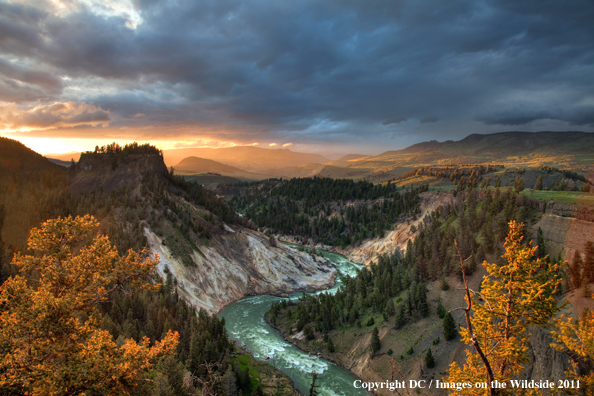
282, 142, 293, 147
477, 112, 550, 126
383, 117, 407, 125
0, 101, 111, 130
0, 0, 592, 148
269, 143, 277, 147
420, 116, 438, 124
0, 58, 63, 103
475, 103, 594, 127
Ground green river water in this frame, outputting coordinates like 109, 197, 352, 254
218, 249, 368, 396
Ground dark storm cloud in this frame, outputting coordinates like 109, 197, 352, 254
1, 0, 593, 145
477, 105, 594, 127
0, 58, 63, 102
0, 2, 47, 57
420, 116, 438, 124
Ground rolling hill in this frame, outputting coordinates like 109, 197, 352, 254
45, 151, 81, 162
162, 146, 331, 171
45, 131, 594, 184
310, 131, 594, 183
336, 154, 369, 162
172, 156, 268, 180
0, 137, 68, 250
349, 131, 594, 170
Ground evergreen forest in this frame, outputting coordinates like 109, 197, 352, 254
0, 140, 269, 396
267, 186, 568, 349
222, 177, 427, 246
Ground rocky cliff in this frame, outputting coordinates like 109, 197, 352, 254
146, 225, 336, 314
70, 150, 337, 314
534, 214, 594, 261
70, 152, 169, 196
331, 190, 455, 266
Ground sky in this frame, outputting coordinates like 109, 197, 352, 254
0, 0, 593, 157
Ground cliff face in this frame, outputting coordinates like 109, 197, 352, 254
146, 225, 336, 314
70, 153, 168, 196
534, 214, 594, 261
331, 191, 455, 266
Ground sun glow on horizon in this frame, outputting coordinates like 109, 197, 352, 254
2, 126, 311, 158
2, 135, 272, 156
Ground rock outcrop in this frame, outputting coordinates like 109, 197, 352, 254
70, 152, 168, 196
534, 214, 594, 261
146, 225, 336, 314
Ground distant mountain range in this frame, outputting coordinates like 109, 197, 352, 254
45, 151, 80, 162
173, 156, 269, 180
45, 131, 594, 183
162, 146, 330, 171
343, 131, 594, 174
47, 158, 72, 167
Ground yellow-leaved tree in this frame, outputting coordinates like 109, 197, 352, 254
552, 308, 594, 395
445, 221, 562, 395
0, 215, 179, 395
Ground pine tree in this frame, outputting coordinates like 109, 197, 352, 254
223, 369, 238, 396
304, 324, 315, 340
420, 300, 429, 317
537, 227, 546, 258
437, 299, 446, 319
514, 176, 525, 193
445, 221, 562, 395
0, 215, 179, 394
309, 373, 320, 396
534, 175, 543, 190
425, 348, 435, 368
395, 306, 406, 329
443, 312, 457, 341
386, 299, 395, 316
584, 241, 594, 283
570, 250, 583, 290
327, 338, 335, 353
371, 327, 381, 355
552, 308, 594, 394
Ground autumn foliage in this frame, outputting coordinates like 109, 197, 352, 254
445, 221, 562, 395
553, 308, 594, 394
0, 215, 179, 395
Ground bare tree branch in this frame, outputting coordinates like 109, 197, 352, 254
455, 240, 498, 396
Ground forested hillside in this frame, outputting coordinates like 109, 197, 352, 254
268, 186, 552, 334
261, 177, 594, 393
0, 137, 69, 252
221, 177, 427, 246
0, 140, 289, 396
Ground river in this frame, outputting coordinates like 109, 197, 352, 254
218, 248, 368, 396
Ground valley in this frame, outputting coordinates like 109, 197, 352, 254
219, 249, 365, 396
2, 132, 594, 396
3, 1, 592, 394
